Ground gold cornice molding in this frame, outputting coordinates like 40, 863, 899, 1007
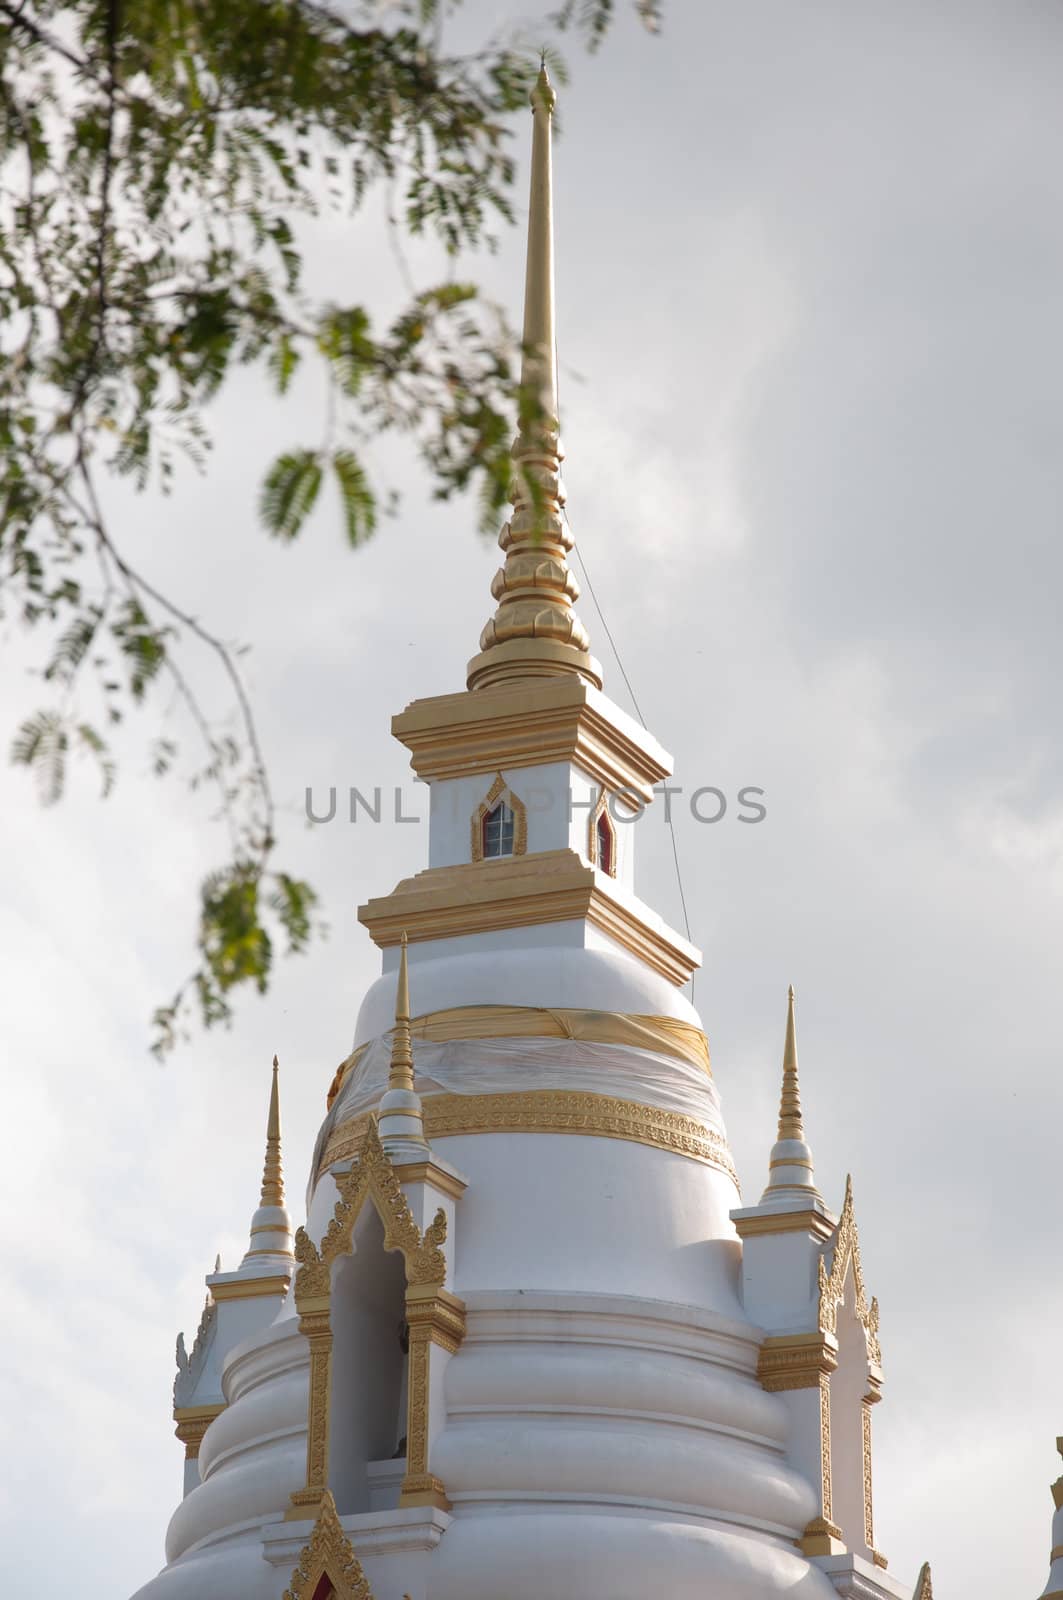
391, 678, 671, 804
801, 1515, 845, 1558
358, 848, 699, 986
732, 1208, 836, 1242
391, 1157, 468, 1201
319, 1091, 738, 1186
173, 1401, 225, 1460
757, 1331, 839, 1392
210, 1273, 291, 1302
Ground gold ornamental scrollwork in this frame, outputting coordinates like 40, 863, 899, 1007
820, 1374, 833, 1524
862, 1398, 874, 1549
289, 1118, 460, 1521
283, 1490, 374, 1600
319, 1091, 738, 1188
817, 1174, 882, 1368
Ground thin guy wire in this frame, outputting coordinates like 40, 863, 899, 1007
553, 336, 696, 990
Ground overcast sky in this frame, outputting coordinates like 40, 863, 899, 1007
2, 4, 1061, 1596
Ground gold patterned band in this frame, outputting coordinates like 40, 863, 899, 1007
326, 1005, 711, 1108
319, 1088, 737, 1186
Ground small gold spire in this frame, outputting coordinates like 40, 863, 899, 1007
388, 933, 415, 1097
259, 1054, 285, 1209
466, 62, 602, 693
759, 985, 823, 1207
777, 984, 805, 1143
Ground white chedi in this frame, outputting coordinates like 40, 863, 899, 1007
130, 62, 929, 1600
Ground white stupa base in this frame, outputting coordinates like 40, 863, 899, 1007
814, 1552, 908, 1600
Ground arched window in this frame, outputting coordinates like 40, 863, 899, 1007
596, 810, 615, 876
471, 774, 527, 862
482, 798, 515, 859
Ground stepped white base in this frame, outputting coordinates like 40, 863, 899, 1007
815, 1553, 909, 1600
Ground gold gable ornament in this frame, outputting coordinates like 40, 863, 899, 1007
817, 1174, 882, 1368
283, 1491, 373, 1600
912, 1561, 933, 1600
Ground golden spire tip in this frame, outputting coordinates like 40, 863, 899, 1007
777, 983, 803, 1142
388, 935, 415, 1095
259, 1054, 285, 1208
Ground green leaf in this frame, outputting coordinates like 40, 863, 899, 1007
259, 449, 323, 540
268, 871, 318, 953
75, 722, 116, 797
200, 861, 272, 994
331, 449, 376, 547
267, 332, 301, 396
11, 710, 68, 804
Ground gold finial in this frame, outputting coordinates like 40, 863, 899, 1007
466, 60, 602, 693
388, 933, 415, 1096
913, 1561, 933, 1600
777, 984, 805, 1143
259, 1054, 285, 1209
760, 985, 822, 1206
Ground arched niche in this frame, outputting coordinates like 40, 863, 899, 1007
287, 1119, 465, 1527
329, 1202, 409, 1514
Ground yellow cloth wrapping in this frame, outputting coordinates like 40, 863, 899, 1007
326, 1006, 709, 1108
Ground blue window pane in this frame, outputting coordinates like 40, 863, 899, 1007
483, 800, 515, 858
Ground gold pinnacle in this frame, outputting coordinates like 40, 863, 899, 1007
259, 1054, 285, 1209
777, 984, 805, 1143
466, 61, 601, 693
388, 933, 415, 1096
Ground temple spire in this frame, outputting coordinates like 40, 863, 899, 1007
760, 986, 824, 1209
466, 64, 602, 694
260, 1054, 285, 1208
378, 932, 428, 1157
239, 1055, 294, 1268
777, 985, 805, 1143
520, 61, 558, 437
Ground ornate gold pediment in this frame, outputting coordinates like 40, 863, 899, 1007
283, 1491, 373, 1600
817, 1174, 882, 1368
294, 1118, 447, 1297
913, 1560, 933, 1599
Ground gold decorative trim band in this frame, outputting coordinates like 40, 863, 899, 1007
320, 1090, 737, 1185
326, 1004, 711, 1108
358, 848, 699, 986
